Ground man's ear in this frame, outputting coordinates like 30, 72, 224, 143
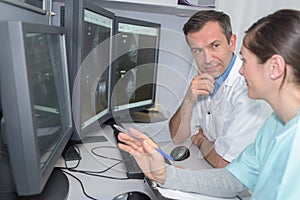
270, 54, 285, 80
229, 34, 237, 52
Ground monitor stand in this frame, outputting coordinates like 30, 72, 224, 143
0, 153, 69, 200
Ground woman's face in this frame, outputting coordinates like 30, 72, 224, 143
239, 45, 271, 99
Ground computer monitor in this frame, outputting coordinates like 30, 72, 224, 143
110, 16, 160, 122
0, 21, 72, 197
64, 0, 114, 140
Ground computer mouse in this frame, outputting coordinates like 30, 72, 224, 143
112, 192, 128, 200
112, 192, 151, 200
170, 146, 190, 161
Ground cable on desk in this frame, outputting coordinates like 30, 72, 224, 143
236, 195, 243, 200
68, 145, 123, 174
67, 160, 125, 174
56, 155, 129, 199
91, 146, 122, 162
63, 144, 81, 169
62, 145, 121, 173
57, 162, 129, 179
75, 169, 129, 180
60, 169, 98, 200
56, 145, 135, 199
57, 144, 129, 179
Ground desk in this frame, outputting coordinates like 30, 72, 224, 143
56, 124, 248, 200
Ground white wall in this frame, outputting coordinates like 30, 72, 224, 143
216, 0, 300, 53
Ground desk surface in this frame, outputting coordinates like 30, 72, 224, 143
56, 124, 245, 200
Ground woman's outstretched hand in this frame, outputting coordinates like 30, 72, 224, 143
117, 128, 167, 184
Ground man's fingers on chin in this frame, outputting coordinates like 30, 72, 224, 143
196, 90, 209, 96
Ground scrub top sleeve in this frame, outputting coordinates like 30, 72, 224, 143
226, 143, 259, 190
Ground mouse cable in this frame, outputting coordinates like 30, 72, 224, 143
91, 146, 122, 162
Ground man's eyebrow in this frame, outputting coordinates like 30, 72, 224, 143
190, 47, 203, 52
191, 47, 202, 50
209, 39, 221, 45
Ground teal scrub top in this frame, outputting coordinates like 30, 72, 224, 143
226, 109, 300, 200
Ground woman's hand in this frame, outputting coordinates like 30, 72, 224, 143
117, 128, 167, 184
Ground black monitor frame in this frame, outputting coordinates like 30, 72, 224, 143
110, 16, 161, 122
0, 21, 72, 196
64, 0, 114, 140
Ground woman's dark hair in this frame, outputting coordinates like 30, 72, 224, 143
243, 9, 300, 85
183, 10, 232, 44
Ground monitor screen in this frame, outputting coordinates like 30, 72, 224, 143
64, 0, 114, 140
0, 21, 72, 196
111, 16, 160, 121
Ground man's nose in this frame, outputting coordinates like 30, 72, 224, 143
203, 50, 213, 63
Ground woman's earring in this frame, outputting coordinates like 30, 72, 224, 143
270, 74, 275, 80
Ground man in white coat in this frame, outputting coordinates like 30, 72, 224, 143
169, 10, 272, 168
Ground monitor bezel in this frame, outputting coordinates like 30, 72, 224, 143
110, 16, 161, 120
0, 21, 73, 195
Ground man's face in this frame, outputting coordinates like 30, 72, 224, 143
187, 21, 236, 78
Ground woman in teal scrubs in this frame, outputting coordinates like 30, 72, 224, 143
117, 9, 300, 199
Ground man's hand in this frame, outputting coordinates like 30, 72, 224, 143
169, 72, 214, 144
190, 72, 215, 97
192, 128, 207, 147
192, 128, 229, 168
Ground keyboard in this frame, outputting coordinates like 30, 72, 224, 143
113, 129, 144, 179
119, 148, 145, 179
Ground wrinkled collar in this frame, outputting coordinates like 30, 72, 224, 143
210, 54, 236, 98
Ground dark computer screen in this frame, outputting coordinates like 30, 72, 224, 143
64, 0, 114, 140
111, 16, 160, 121
0, 21, 72, 197
80, 8, 112, 130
